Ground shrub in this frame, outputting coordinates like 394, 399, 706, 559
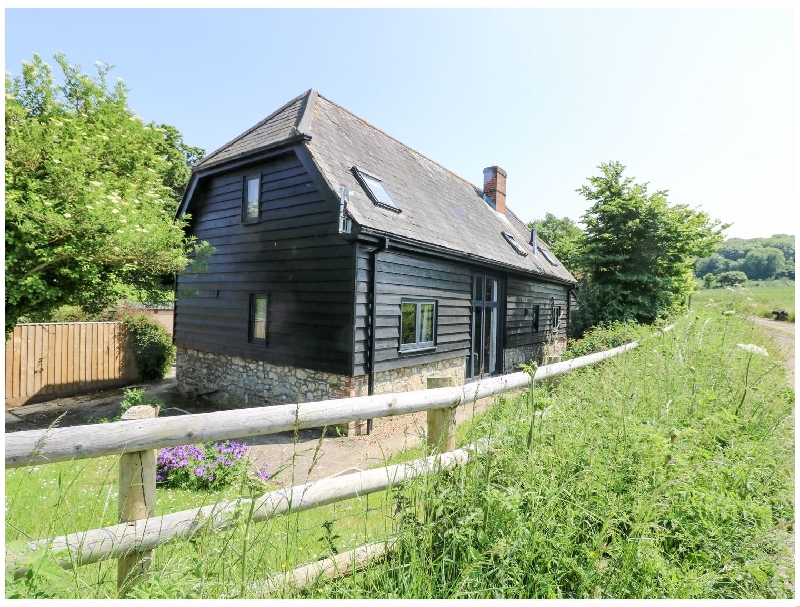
120, 311, 175, 381
565, 319, 643, 359
156, 441, 270, 491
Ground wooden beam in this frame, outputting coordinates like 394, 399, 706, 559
5, 342, 640, 468
117, 405, 158, 595
6, 441, 488, 575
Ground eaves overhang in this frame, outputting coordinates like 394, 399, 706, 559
356, 226, 577, 287
175, 133, 312, 220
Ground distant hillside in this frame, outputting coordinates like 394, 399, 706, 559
694, 234, 794, 284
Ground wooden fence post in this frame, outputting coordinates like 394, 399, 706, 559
117, 405, 158, 595
426, 377, 456, 453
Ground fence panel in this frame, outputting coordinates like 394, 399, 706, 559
4, 322, 138, 409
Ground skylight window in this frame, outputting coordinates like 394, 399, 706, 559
353, 167, 400, 212
537, 245, 559, 266
502, 231, 528, 256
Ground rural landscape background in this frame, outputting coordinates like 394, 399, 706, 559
5, 6, 795, 599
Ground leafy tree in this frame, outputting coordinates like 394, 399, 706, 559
716, 270, 748, 287
571, 161, 725, 335
528, 213, 584, 274
5, 53, 211, 335
694, 252, 738, 278
740, 247, 786, 280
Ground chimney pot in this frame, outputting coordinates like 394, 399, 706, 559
483, 166, 507, 214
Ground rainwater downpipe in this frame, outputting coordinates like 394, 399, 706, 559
366, 237, 389, 434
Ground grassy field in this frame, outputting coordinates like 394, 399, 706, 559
694, 280, 795, 321
5, 305, 795, 598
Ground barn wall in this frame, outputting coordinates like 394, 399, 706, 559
174, 150, 355, 377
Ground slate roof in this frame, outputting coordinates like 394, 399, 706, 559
187, 89, 576, 285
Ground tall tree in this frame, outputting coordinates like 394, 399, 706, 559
5, 53, 210, 335
572, 161, 725, 335
528, 213, 584, 274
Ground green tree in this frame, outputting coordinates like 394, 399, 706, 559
740, 247, 786, 280
528, 213, 584, 274
716, 270, 748, 287
571, 161, 725, 335
5, 53, 210, 335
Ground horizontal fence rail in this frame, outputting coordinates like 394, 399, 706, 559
5, 341, 640, 469
5, 322, 138, 408
7, 326, 674, 593
7, 440, 488, 575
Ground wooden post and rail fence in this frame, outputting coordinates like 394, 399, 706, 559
5, 329, 670, 595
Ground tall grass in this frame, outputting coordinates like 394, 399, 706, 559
313, 308, 794, 599
6, 306, 794, 598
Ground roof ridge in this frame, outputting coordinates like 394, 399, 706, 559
315, 91, 487, 194
195, 88, 314, 169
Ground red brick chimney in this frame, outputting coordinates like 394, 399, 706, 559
483, 166, 507, 214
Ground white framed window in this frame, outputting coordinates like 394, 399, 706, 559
400, 300, 436, 351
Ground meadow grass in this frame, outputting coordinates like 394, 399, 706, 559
6, 305, 794, 598
694, 280, 794, 321
312, 308, 794, 599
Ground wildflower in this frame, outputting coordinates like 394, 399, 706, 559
737, 343, 768, 357
89, 180, 103, 187
112, 208, 120, 214
62, 213, 71, 218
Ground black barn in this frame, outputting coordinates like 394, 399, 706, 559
174, 89, 577, 409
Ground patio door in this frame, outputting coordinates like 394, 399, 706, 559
469, 274, 501, 379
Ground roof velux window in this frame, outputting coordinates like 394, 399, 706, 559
537, 245, 559, 266
353, 167, 400, 212
502, 231, 528, 256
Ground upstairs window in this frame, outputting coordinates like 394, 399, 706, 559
400, 300, 436, 351
354, 167, 400, 212
502, 231, 528, 256
242, 174, 261, 223
249, 294, 268, 345
537, 245, 559, 266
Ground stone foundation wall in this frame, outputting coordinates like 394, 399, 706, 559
362, 356, 466, 396
503, 338, 568, 373
176, 348, 467, 408
176, 348, 357, 407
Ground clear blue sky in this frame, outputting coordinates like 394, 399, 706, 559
5, 7, 796, 239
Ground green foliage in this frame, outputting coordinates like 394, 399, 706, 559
740, 247, 786, 280
321, 309, 794, 599
571, 161, 725, 336
564, 319, 644, 359
119, 311, 175, 381
5, 53, 211, 336
528, 213, 584, 275
716, 271, 748, 287
695, 235, 795, 281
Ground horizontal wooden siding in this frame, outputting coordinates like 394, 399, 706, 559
174, 151, 355, 375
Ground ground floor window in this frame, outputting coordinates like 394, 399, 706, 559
249, 294, 268, 345
400, 300, 436, 350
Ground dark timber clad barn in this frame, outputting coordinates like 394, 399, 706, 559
174, 89, 577, 410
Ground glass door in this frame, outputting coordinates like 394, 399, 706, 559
469, 274, 500, 379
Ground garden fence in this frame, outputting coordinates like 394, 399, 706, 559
5, 322, 138, 408
6, 331, 669, 595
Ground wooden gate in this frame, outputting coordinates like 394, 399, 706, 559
5, 322, 138, 409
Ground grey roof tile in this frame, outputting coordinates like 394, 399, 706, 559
192, 89, 576, 285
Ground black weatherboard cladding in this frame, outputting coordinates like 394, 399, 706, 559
174, 151, 356, 375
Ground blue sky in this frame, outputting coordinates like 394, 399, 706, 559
5, 7, 796, 239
